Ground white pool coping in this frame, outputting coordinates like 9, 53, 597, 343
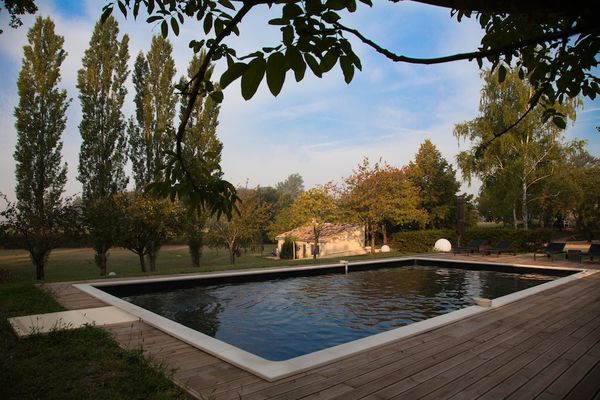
74, 256, 597, 381
8, 306, 139, 338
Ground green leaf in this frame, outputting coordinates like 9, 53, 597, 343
214, 18, 224, 36
286, 46, 306, 82
322, 11, 340, 23
161, 20, 168, 37
147, 15, 163, 23
218, 0, 235, 10
552, 115, 567, 130
209, 90, 224, 103
100, 4, 113, 23
266, 52, 287, 96
219, 63, 248, 89
305, 53, 322, 78
282, 25, 294, 46
204, 13, 213, 34
320, 50, 338, 73
241, 58, 266, 100
269, 18, 288, 26
498, 64, 507, 83
118, 1, 127, 18
282, 3, 303, 18
170, 17, 179, 36
326, 0, 347, 10
340, 56, 354, 84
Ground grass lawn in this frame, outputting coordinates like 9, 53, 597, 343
0, 245, 410, 399
0, 244, 410, 283
0, 283, 186, 399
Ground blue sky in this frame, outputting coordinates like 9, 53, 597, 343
1, 1, 599, 201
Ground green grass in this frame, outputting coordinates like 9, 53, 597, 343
0, 283, 186, 400
0, 244, 412, 283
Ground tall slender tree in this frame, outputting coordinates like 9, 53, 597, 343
77, 15, 130, 276
13, 16, 70, 280
178, 50, 224, 268
129, 35, 177, 190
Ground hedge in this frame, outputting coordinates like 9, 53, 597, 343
390, 227, 561, 253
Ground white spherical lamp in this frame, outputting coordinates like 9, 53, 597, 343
434, 238, 452, 252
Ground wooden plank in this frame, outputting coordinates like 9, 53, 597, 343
565, 360, 600, 400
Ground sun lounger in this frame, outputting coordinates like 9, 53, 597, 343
533, 242, 566, 261
453, 239, 487, 255
579, 243, 600, 262
480, 240, 516, 256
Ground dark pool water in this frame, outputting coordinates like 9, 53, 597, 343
121, 266, 555, 361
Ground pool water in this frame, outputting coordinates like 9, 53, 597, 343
121, 265, 555, 361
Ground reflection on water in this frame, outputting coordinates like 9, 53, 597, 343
123, 266, 554, 361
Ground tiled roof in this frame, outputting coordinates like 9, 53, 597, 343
276, 223, 362, 242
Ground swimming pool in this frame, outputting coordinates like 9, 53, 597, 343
76, 257, 589, 380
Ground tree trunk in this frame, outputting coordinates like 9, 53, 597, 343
138, 252, 147, 272
94, 247, 109, 277
188, 236, 202, 268
513, 203, 518, 229
369, 224, 375, 253
229, 244, 236, 264
313, 226, 319, 260
381, 224, 388, 245
34, 260, 45, 280
30, 248, 49, 280
148, 250, 157, 272
522, 179, 529, 230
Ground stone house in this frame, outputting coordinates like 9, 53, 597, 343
275, 223, 366, 259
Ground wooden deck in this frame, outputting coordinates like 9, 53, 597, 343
45, 255, 600, 399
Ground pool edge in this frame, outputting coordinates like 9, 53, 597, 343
74, 256, 597, 382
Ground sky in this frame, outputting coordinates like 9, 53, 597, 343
0, 1, 599, 202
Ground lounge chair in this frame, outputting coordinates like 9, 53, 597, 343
453, 239, 487, 255
533, 242, 566, 261
480, 241, 516, 256
579, 243, 600, 263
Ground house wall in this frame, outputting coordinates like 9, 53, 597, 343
276, 228, 366, 259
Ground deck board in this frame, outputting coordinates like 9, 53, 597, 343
44, 254, 600, 399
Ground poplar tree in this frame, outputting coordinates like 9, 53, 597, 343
13, 16, 70, 280
129, 35, 177, 190
77, 15, 129, 276
178, 51, 224, 268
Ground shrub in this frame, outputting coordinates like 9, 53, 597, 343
390, 227, 557, 253
279, 238, 294, 259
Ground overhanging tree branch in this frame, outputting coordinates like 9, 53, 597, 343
175, 1, 258, 204
334, 21, 594, 65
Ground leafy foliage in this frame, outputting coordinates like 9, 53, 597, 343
114, 192, 182, 272
11, 17, 72, 280
177, 50, 225, 267
0, 0, 37, 33
77, 16, 130, 276
129, 36, 177, 190
338, 158, 427, 249
390, 227, 556, 254
207, 188, 271, 264
406, 140, 461, 229
455, 68, 580, 229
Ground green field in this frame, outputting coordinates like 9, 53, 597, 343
0, 244, 408, 283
